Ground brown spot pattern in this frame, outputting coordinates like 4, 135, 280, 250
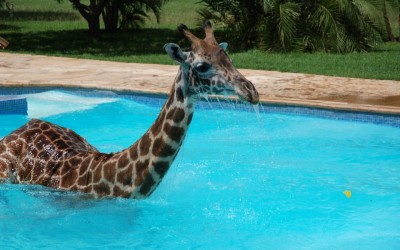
163, 123, 184, 143
135, 160, 150, 186
153, 161, 169, 178
176, 87, 184, 102
150, 110, 166, 136
94, 182, 111, 196
139, 175, 156, 195
129, 144, 139, 161
118, 153, 129, 167
152, 138, 175, 158
61, 168, 78, 188
117, 163, 133, 186
139, 133, 151, 156
103, 163, 116, 183
113, 186, 131, 198
167, 107, 186, 123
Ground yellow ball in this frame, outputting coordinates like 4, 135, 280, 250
343, 190, 352, 198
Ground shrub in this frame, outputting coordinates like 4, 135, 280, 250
198, 0, 385, 52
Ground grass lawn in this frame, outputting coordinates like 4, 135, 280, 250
1, 0, 399, 80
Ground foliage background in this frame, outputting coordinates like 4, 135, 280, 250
198, 0, 399, 52
0, 0, 399, 80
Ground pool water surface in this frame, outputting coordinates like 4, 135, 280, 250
0, 89, 399, 249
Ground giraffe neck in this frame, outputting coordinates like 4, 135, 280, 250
107, 66, 195, 198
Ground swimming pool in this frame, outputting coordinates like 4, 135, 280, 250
1, 88, 399, 249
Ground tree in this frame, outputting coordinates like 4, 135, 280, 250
102, 0, 165, 32
68, 0, 108, 36
297, 0, 384, 52
198, 0, 385, 52
198, 0, 264, 50
62, 0, 166, 36
0, 0, 5, 8
262, 0, 301, 52
382, 0, 395, 41
1, 0, 14, 14
380, 0, 400, 42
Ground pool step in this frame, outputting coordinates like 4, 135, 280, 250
0, 96, 27, 115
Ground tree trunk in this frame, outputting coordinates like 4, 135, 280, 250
88, 15, 101, 36
383, 1, 395, 41
102, 1, 120, 32
69, 0, 109, 37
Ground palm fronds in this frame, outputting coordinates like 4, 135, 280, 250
198, 0, 390, 52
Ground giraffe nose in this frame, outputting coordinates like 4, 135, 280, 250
248, 83, 259, 104
236, 80, 259, 104
249, 89, 259, 104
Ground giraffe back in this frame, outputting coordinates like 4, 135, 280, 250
0, 119, 100, 186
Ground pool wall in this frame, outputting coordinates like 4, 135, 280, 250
0, 96, 27, 115
0, 87, 399, 128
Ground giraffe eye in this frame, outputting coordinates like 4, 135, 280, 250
195, 63, 211, 73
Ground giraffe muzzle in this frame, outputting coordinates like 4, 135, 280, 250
234, 80, 259, 105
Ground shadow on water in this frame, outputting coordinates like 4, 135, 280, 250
0, 183, 140, 213
0, 184, 91, 210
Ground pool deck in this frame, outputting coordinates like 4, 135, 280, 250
1, 52, 399, 115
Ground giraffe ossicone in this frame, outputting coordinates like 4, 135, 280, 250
0, 21, 259, 199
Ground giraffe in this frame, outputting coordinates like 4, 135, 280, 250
0, 21, 259, 199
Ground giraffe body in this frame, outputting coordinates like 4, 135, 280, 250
0, 21, 259, 198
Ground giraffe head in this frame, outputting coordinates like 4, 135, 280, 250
164, 21, 259, 104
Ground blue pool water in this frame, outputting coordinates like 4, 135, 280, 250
1, 89, 399, 249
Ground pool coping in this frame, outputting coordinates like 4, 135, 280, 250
1, 52, 399, 115
2, 86, 399, 128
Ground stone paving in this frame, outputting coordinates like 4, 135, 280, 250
1, 52, 399, 114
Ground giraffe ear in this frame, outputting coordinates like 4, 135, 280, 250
219, 42, 228, 51
164, 43, 186, 63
